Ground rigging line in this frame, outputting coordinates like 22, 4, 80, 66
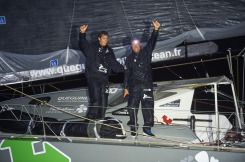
31, 86, 36, 95
166, 67, 183, 79
217, 90, 236, 101
201, 57, 214, 92
10, 133, 245, 152
200, 88, 233, 101
174, 0, 184, 34
66, 0, 77, 64
0, 57, 15, 72
238, 56, 245, 124
200, 59, 210, 91
182, 0, 205, 40
0, 104, 244, 149
201, 59, 210, 78
48, 84, 61, 91
217, 93, 234, 103
195, 100, 236, 111
120, 0, 133, 37
39, 85, 43, 94
237, 46, 245, 57
226, 49, 242, 112
192, 62, 201, 78
142, 0, 152, 37
0, 77, 86, 93
0, 83, 128, 135
0, 83, 224, 146
227, 48, 234, 79
243, 55, 245, 108
0, 86, 197, 146
182, 0, 196, 26
67, 0, 76, 47
152, 55, 239, 70
0, 82, 178, 143
236, 58, 240, 98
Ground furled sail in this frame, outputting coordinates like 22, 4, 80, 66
0, 0, 245, 85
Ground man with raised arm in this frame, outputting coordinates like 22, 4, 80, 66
124, 21, 160, 137
79, 25, 124, 119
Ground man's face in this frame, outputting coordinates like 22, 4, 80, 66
131, 40, 141, 53
98, 34, 108, 47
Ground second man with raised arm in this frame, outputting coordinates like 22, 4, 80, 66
124, 21, 160, 137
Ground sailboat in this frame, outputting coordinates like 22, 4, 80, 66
1, 0, 245, 161
1, 75, 245, 162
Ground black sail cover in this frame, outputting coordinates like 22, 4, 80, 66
0, 109, 126, 139
0, 0, 245, 85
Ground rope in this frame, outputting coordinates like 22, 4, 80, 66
174, 0, 184, 34
1, 131, 245, 152
152, 55, 239, 70
0, 83, 199, 145
182, 0, 205, 40
120, 0, 133, 37
67, 0, 76, 50
192, 63, 201, 78
1, 77, 245, 152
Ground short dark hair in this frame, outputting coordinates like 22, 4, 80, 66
98, 31, 109, 38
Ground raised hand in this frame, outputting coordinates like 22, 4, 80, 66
124, 89, 129, 97
152, 21, 160, 30
80, 25, 88, 33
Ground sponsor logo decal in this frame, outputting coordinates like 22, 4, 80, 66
98, 64, 108, 73
50, 59, 58, 67
98, 47, 102, 52
195, 151, 219, 162
1, 56, 126, 85
116, 57, 126, 66
0, 106, 14, 112
105, 88, 118, 94
0, 16, 6, 24
160, 99, 180, 107
57, 96, 88, 102
180, 151, 219, 162
75, 104, 88, 113
30, 64, 85, 79
46, 105, 87, 114
143, 94, 152, 99
162, 115, 172, 124
112, 108, 129, 116
152, 48, 182, 62
0, 137, 71, 162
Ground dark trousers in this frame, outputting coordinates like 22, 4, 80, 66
127, 83, 154, 130
86, 79, 109, 119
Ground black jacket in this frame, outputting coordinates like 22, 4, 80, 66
79, 33, 124, 81
124, 30, 158, 89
